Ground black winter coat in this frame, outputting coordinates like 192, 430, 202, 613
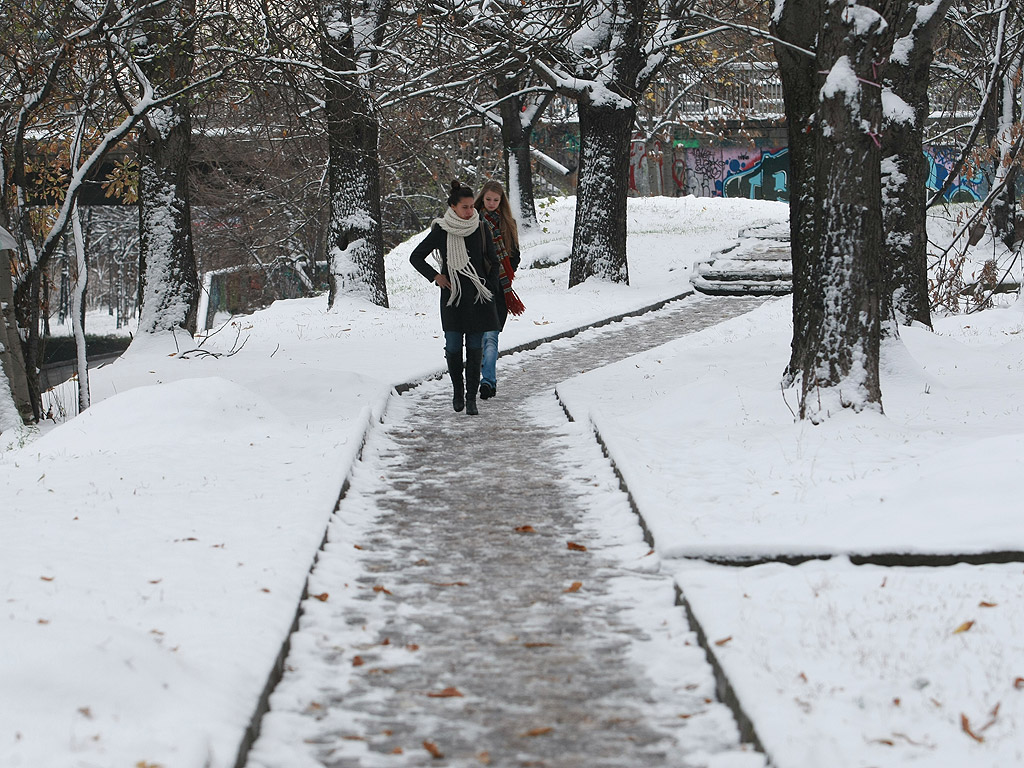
409, 223, 501, 334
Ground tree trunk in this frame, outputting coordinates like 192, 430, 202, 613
497, 74, 539, 228
988, 49, 1022, 249
71, 204, 90, 413
135, 0, 200, 335
777, 0, 897, 420
569, 100, 634, 287
772, 1, 822, 386
881, 0, 952, 329
321, 1, 388, 309
0, 241, 34, 430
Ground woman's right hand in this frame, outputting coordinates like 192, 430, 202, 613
434, 274, 451, 290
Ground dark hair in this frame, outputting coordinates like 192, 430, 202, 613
446, 179, 475, 206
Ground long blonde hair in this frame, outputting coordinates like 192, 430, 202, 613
474, 180, 519, 250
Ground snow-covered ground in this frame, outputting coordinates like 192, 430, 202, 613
3, 195, 1021, 768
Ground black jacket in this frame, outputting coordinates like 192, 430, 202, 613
410, 223, 501, 334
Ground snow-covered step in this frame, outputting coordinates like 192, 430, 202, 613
691, 223, 793, 296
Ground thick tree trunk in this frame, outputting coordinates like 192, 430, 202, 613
773, 2, 822, 386
569, 101, 634, 287
321, 2, 388, 309
136, 0, 199, 335
496, 74, 538, 228
776, 0, 898, 420
880, 0, 951, 329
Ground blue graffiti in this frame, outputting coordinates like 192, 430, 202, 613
722, 149, 790, 202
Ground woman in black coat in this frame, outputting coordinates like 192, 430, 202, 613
410, 180, 500, 416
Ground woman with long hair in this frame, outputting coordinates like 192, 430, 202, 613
410, 180, 500, 416
473, 180, 525, 400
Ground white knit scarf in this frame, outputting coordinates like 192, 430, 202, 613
435, 206, 493, 307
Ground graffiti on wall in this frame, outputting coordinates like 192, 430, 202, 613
681, 145, 988, 203
723, 149, 789, 201
684, 146, 789, 200
924, 146, 986, 202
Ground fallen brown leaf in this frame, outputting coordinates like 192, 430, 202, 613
351, 656, 364, 667
953, 620, 975, 634
564, 581, 583, 593
514, 525, 535, 533
714, 636, 733, 647
961, 713, 984, 742
391, 747, 403, 754
521, 726, 553, 737
979, 601, 998, 608
427, 686, 463, 698
523, 642, 555, 648
1015, 677, 1024, 689
373, 585, 392, 595
567, 541, 587, 552
40, 576, 54, 582
477, 751, 491, 764
311, 592, 329, 602
407, 643, 420, 651
423, 740, 444, 759
429, 581, 468, 587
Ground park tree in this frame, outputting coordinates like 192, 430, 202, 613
133, 0, 201, 335
879, 0, 954, 329
929, 0, 1024, 252
773, 0, 911, 421
494, 71, 554, 228
471, 0, 706, 287
317, 0, 391, 308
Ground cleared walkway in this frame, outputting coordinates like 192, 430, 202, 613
245, 295, 767, 768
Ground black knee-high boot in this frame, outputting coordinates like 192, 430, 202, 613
464, 347, 482, 416
446, 351, 464, 412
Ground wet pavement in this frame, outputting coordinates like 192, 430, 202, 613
244, 295, 767, 768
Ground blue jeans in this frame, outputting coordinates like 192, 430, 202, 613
444, 331, 483, 356
481, 330, 499, 387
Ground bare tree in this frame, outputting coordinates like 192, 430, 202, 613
880, 0, 954, 329
134, 0, 201, 334
469, 0, 702, 287
774, 0, 914, 421
318, 0, 391, 308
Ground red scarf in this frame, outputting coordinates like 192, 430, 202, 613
482, 209, 525, 316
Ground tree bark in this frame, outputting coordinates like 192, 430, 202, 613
773, 1, 822, 387
135, 0, 200, 335
496, 73, 539, 228
880, 0, 952, 329
569, 100, 634, 287
0, 240, 34, 429
776, 0, 900, 420
321, 0, 389, 309
988, 47, 1023, 249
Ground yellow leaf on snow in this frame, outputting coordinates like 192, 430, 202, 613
953, 620, 975, 634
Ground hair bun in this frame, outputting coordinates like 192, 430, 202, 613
450, 180, 463, 192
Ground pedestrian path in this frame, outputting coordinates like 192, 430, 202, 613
244, 295, 768, 768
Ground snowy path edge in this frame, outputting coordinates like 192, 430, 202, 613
231, 287, 696, 767
553, 388, 771, 762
